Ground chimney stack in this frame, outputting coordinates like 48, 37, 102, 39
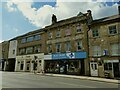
52, 14, 57, 24
86, 10, 93, 25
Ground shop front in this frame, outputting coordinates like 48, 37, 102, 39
104, 60, 120, 78
44, 52, 87, 75
15, 53, 44, 73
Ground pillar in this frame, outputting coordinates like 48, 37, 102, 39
23, 60, 26, 72
15, 60, 18, 71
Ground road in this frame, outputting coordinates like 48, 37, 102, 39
1, 71, 119, 88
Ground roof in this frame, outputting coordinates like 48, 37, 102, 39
12, 28, 45, 39
91, 14, 120, 25
45, 13, 88, 29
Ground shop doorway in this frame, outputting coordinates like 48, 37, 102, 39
113, 63, 119, 77
90, 62, 98, 76
59, 61, 67, 74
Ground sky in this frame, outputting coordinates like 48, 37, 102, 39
0, 0, 119, 42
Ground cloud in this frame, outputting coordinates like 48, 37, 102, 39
6, 0, 118, 28
6, 1, 17, 12
0, 40, 3, 43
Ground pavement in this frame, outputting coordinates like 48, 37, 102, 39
34, 73, 119, 84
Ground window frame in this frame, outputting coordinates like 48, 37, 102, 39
34, 35, 41, 41
104, 63, 112, 70
110, 43, 120, 56
26, 36, 34, 42
48, 32, 52, 39
48, 44, 52, 53
76, 24, 82, 33
34, 45, 42, 53
56, 29, 61, 37
76, 40, 82, 51
108, 25, 117, 35
19, 48, 26, 55
26, 47, 33, 54
92, 28, 99, 37
92, 45, 102, 57
21, 38, 26, 44
65, 41, 71, 52
65, 26, 71, 36
56, 43, 61, 53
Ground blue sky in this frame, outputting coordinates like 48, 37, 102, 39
0, 1, 119, 42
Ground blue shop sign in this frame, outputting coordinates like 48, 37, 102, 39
52, 52, 87, 60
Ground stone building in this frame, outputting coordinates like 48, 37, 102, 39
88, 14, 120, 78
15, 29, 45, 73
44, 10, 92, 75
7, 38, 18, 71
1, 41, 9, 71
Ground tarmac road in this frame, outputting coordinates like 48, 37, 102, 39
1, 71, 119, 88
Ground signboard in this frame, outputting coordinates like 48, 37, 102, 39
52, 52, 87, 60
103, 50, 108, 56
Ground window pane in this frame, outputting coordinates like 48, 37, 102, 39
26, 37, 33, 42
48, 44, 52, 53
108, 63, 112, 70
92, 46, 101, 56
34, 35, 41, 40
56, 43, 61, 52
94, 64, 97, 70
65, 26, 71, 36
104, 63, 108, 70
109, 25, 117, 34
19, 48, 25, 55
34, 45, 41, 53
65, 42, 71, 51
26, 47, 33, 54
111, 43, 120, 56
76, 40, 82, 51
48, 32, 52, 39
92, 29, 99, 37
21, 38, 26, 43
56, 30, 60, 37
76, 24, 82, 32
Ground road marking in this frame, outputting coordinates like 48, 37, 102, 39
56, 81, 97, 88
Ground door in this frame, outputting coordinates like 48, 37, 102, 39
113, 63, 119, 77
90, 62, 98, 76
